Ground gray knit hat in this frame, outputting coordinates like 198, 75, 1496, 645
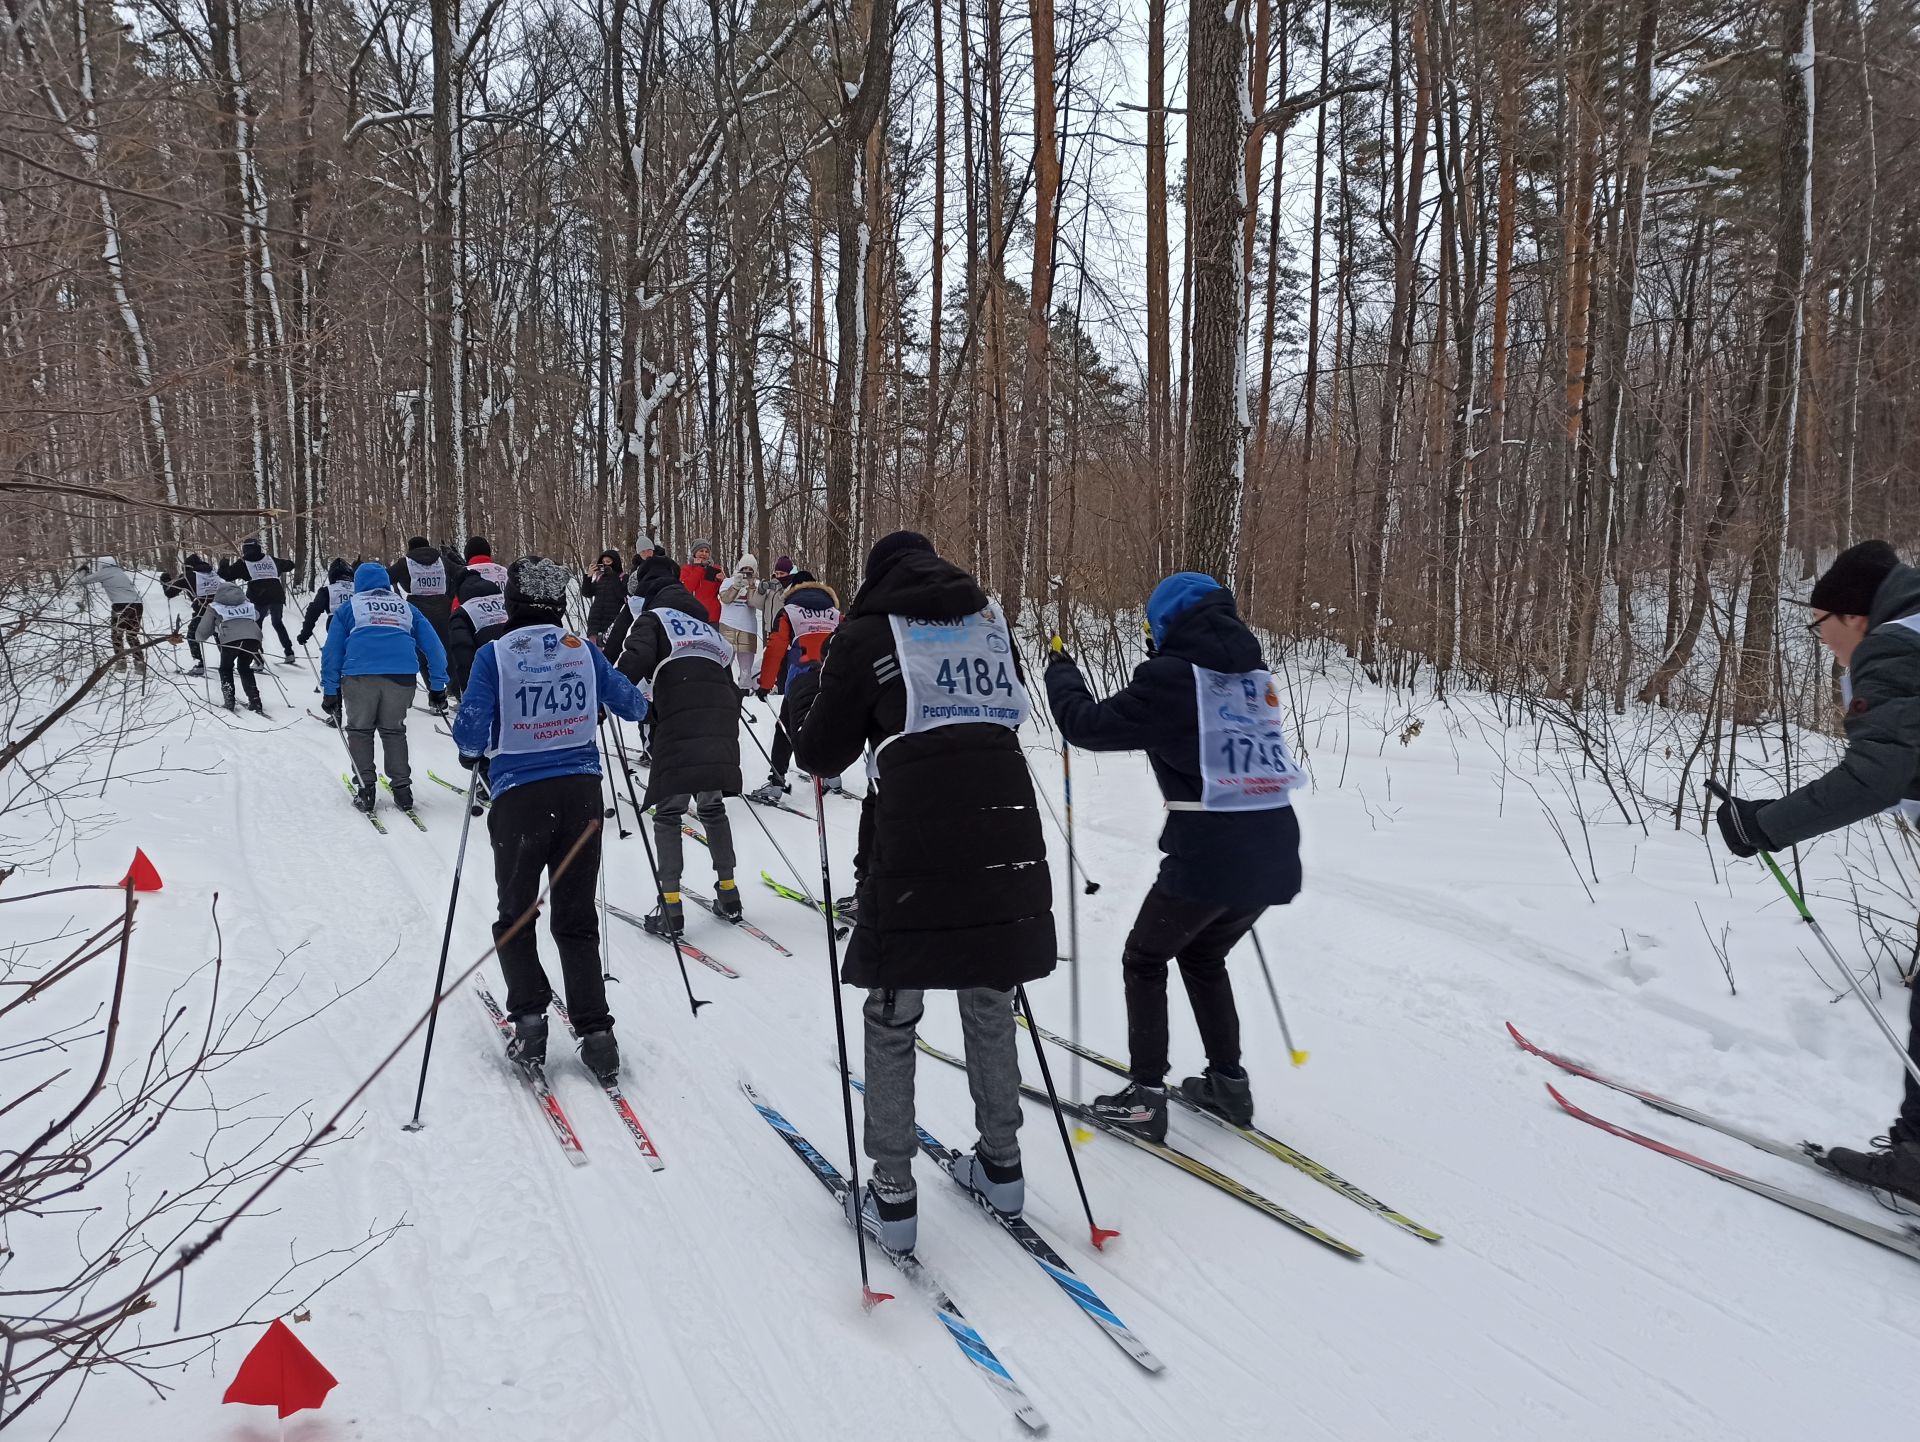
636, 534, 658, 554
506, 555, 572, 613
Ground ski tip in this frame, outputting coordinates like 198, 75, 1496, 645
861, 1286, 895, 1311
1544, 1081, 1578, 1114
1289, 1049, 1310, 1067
1090, 1225, 1120, 1251
1504, 1020, 1532, 1049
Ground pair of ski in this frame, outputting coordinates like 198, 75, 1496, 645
760, 870, 852, 934
1509, 1023, 1920, 1264
606, 903, 740, 978
425, 769, 489, 809
474, 983, 663, 1170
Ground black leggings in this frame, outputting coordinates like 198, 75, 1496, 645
1121, 881, 1264, 1084
490, 773, 610, 1032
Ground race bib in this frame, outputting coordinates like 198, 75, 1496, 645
211, 600, 258, 623
464, 592, 509, 631
1194, 665, 1301, 811
650, 606, 733, 676
889, 606, 1029, 733
786, 603, 841, 640
627, 596, 645, 618
468, 560, 508, 589
327, 579, 355, 613
350, 592, 413, 631
192, 570, 222, 598
492, 626, 597, 755
244, 555, 279, 581
404, 556, 447, 596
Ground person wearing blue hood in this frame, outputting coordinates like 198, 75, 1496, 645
321, 560, 450, 813
1045, 571, 1304, 1141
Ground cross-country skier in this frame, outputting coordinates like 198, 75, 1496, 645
389, 535, 463, 671
163, 554, 223, 674
447, 557, 510, 697
296, 558, 356, 649
749, 569, 844, 805
615, 554, 745, 933
601, 543, 674, 660
453, 557, 649, 1082
320, 561, 450, 814
716, 554, 763, 691
461, 536, 508, 592
74, 556, 148, 674
192, 579, 267, 713
1714, 539, 1920, 1204
679, 539, 724, 623
224, 536, 296, 662
792, 530, 1056, 1252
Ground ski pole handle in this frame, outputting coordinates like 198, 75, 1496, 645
1704, 779, 1731, 803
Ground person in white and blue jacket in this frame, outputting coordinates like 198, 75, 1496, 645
454, 556, 649, 1084
321, 561, 450, 814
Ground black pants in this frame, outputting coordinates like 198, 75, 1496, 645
490, 774, 611, 1032
218, 638, 263, 705
1121, 881, 1264, 1084
766, 670, 819, 778
260, 600, 293, 655
186, 600, 211, 662
110, 602, 146, 671
1899, 983, 1920, 1145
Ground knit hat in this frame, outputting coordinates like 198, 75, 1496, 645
505, 555, 571, 615
407, 535, 430, 551
786, 570, 818, 587
864, 530, 935, 586
464, 535, 491, 561
628, 553, 680, 601
773, 555, 794, 574
1146, 572, 1227, 645
636, 534, 658, 555
690, 537, 713, 556
1806, 540, 1900, 617
736, 554, 759, 574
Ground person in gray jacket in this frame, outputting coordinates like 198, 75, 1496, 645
190, 580, 266, 712
1715, 539, 1920, 1203
74, 557, 148, 674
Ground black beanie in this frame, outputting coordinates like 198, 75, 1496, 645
627, 553, 680, 601
1808, 540, 1899, 616
464, 535, 491, 561
406, 535, 430, 551
864, 530, 935, 586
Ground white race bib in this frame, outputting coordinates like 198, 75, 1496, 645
491, 625, 598, 755
1193, 665, 1301, 811
468, 560, 508, 588
192, 570, 222, 598
888, 606, 1029, 733
464, 593, 509, 632
244, 554, 279, 581
649, 606, 733, 676
350, 592, 413, 631
212, 599, 258, 623
626, 595, 645, 618
404, 556, 447, 596
786, 603, 841, 641
326, 579, 354, 613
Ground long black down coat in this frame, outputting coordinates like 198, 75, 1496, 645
794, 550, 1056, 992
615, 568, 743, 805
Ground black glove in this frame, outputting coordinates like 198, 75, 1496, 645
1046, 648, 1076, 672
1715, 795, 1776, 859
295, 628, 312, 645
321, 694, 341, 716
755, 686, 772, 702
427, 689, 448, 713
458, 753, 488, 775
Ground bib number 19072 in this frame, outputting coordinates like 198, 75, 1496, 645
513, 679, 587, 718
936, 656, 1015, 698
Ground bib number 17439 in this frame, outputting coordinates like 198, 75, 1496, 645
513, 679, 587, 718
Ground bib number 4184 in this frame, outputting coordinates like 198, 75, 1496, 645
936, 656, 1015, 698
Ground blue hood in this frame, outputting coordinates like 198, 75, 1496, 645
354, 561, 393, 593
1147, 572, 1225, 646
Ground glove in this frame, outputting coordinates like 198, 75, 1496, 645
1715, 795, 1776, 859
458, 753, 487, 774
755, 686, 772, 702
296, 628, 312, 645
428, 689, 448, 713
321, 694, 341, 716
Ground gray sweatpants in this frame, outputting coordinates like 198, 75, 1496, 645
343, 674, 414, 790
862, 986, 1024, 1189
653, 790, 736, 891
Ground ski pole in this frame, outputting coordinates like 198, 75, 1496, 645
596, 712, 632, 838
1248, 929, 1308, 1066
1707, 780, 1920, 1092
608, 718, 707, 1015
403, 765, 483, 1130
1048, 636, 1086, 1129
1015, 986, 1120, 1250
1020, 751, 1101, 897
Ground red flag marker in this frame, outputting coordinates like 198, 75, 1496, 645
118, 848, 163, 892
222, 1318, 337, 1419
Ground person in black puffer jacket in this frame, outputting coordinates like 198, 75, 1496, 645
1045, 572, 1304, 1141
792, 531, 1055, 1252
296, 557, 356, 647
615, 554, 744, 933
222, 536, 296, 661
447, 562, 511, 698
388, 536, 463, 664
582, 550, 626, 645
602, 546, 674, 659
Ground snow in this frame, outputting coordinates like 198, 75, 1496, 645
13, 589, 1920, 1442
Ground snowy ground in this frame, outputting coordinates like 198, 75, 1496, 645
12, 589, 1920, 1442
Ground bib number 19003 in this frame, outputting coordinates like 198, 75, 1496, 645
513, 679, 587, 718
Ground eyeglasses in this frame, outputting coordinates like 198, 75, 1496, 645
1806, 612, 1831, 637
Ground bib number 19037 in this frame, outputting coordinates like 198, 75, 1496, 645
936, 656, 1015, 698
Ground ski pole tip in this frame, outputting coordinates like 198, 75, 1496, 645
1290, 1050, 1310, 1067
1090, 1225, 1120, 1251
861, 1286, 895, 1311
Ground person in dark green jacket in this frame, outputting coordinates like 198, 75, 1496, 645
1716, 539, 1920, 1203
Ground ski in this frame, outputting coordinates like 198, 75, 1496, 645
341, 772, 388, 833
683, 889, 793, 956
745, 791, 815, 821
1018, 1016, 1440, 1241
643, 809, 709, 848
1545, 1083, 1920, 1263
1507, 1022, 1920, 1217
378, 777, 428, 830
411, 704, 452, 721
760, 870, 850, 930
474, 984, 587, 1165
426, 768, 490, 807
849, 1077, 1163, 1374
306, 707, 338, 728
550, 1000, 666, 1171
740, 1082, 1048, 1432
917, 1037, 1360, 1258
606, 903, 741, 978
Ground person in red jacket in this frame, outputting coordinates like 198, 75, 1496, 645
679, 540, 723, 622
749, 572, 844, 803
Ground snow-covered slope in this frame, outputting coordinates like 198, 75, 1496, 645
14, 623, 1920, 1442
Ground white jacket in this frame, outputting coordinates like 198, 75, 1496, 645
77, 557, 143, 606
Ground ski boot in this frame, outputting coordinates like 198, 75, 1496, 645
712, 878, 743, 923
747, 774, 790, 807
642, 896, 685, 939
1821, 1136, 1920, 1206
505, 1010, 548, 1068
352, 780, 377, 814
391, 782, 415, 812
1176, 1066, 1254, 1128
245, 697, 265, 715
186, 661, 207, 677
833, 894, 859, 926
949, 1149, 1024, 1218
578, 1027, 620, 1085
221, 683, 238, 712
1088, 1081, 1169, 1143
823, 775, 846, 796
846, 1172, 917, 1253
283, 652, 296, 665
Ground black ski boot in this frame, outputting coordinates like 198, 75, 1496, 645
352, 780, 377, 814
1821, 1137, 1920, 1206
221, 683, 237, 712
391, 782, 415, 811
712, 880, 743, 923
642, 897, 685, 939
578, 1028, 620, 1084
186, 661, 207, 677
506, 1010, 548, 1068
246, 697, 265, 715
1089, 1081, 1169, 1143
1177, 1067, 1255, 1128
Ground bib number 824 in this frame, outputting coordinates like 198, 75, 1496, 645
935, 656, 1015, 697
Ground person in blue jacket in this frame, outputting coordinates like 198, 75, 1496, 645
1045, 572, 1305, 1140
454, 556, 649, 1084
321, 561, 450, 814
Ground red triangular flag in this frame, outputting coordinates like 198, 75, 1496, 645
118, 848, 162, 892
222, 1318, 337, 1419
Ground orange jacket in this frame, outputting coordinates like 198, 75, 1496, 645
758, 581, 842, 690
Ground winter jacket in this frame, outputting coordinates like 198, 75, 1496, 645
602, 550, 674, 657
321, 561, 450, 695
1047, 582, 1302, 909
76, 557, 142, 606
717, 560, 762, 644
758, 580, 842, 691
448, 568, 511, 694
615, 572, 743, 804
794, 551, 1056, 992
759, 574, 795, 637
388, 544, 463, 641
297, 559, 355, 643
1758, 563, 1920, 849
452, 617, 648, 799
679, 559, 724, 623
165, 555, 222, 605
582, 554, 627, 639
192, 581, 265, 648
224, 539, 291, 609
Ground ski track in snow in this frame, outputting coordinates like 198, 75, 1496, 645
16, 663, 1920, 1442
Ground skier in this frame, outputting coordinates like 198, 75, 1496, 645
226, 535, 295, 662
453, 557, 649, 1081
164, 554, 223, 674
74, 556, 148, 674
749, 569, 844, 805
295, 558, 356, 649
192, 579, 267, 713
462, 536, 508, 591
1046, 572, 1304, 1141
679, 539, 724, 623
1714, 539, 1920, 1204
716, 554, 763, 691
615, 554, 745, 933
447, 559, 510, 697
582, 549, 626, 647
320, 561, 450, 814
792, 530, 1056, 1251
389, 535, 462, 672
